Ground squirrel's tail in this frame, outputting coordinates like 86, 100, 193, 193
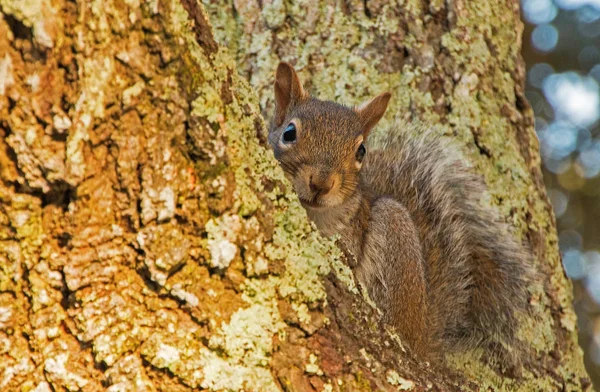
364, 122, 535, 361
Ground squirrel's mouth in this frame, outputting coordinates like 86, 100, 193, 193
299, 198, 325, 209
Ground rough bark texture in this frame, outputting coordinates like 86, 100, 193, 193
0, 0, 590, 391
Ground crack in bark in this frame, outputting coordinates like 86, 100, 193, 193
179, 0, 219, 55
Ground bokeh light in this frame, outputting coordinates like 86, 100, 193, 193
542, 73, 599, 127
521, 0, 600, 384
554, 0, 600, 10
532, 24, 559, 52
523, 0, 559, 24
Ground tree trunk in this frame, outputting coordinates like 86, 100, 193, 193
0, 0, 590, 390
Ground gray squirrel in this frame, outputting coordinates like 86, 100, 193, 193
268, 62, 534, 362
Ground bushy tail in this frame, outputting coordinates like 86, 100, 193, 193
363, 122, 535, 361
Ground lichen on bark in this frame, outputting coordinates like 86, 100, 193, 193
0, 0, 591, 390
0, 0, 384, 390
204, 0, 589, 389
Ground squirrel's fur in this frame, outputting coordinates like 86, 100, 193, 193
269, 62, 534, 363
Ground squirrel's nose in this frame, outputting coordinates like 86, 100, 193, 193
309, 175, 334, 197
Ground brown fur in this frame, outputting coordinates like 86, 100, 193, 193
269, 62, 534, 363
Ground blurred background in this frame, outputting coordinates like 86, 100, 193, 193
520, 0, 600, 386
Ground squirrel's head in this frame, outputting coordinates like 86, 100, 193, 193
269, 62, 390, 209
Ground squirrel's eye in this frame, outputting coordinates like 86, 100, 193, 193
356, 144, 366, 162
282, 123, 297, 144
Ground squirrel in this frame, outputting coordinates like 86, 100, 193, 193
268, 62, 534, 363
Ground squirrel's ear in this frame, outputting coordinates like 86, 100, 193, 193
274, 62, 308, 127
354, 92, 391, 137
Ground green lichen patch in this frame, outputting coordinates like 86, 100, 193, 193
164, 0, 353, 388
387, 369, 415, 390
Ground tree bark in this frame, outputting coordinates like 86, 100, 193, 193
0, 0, 591, 391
